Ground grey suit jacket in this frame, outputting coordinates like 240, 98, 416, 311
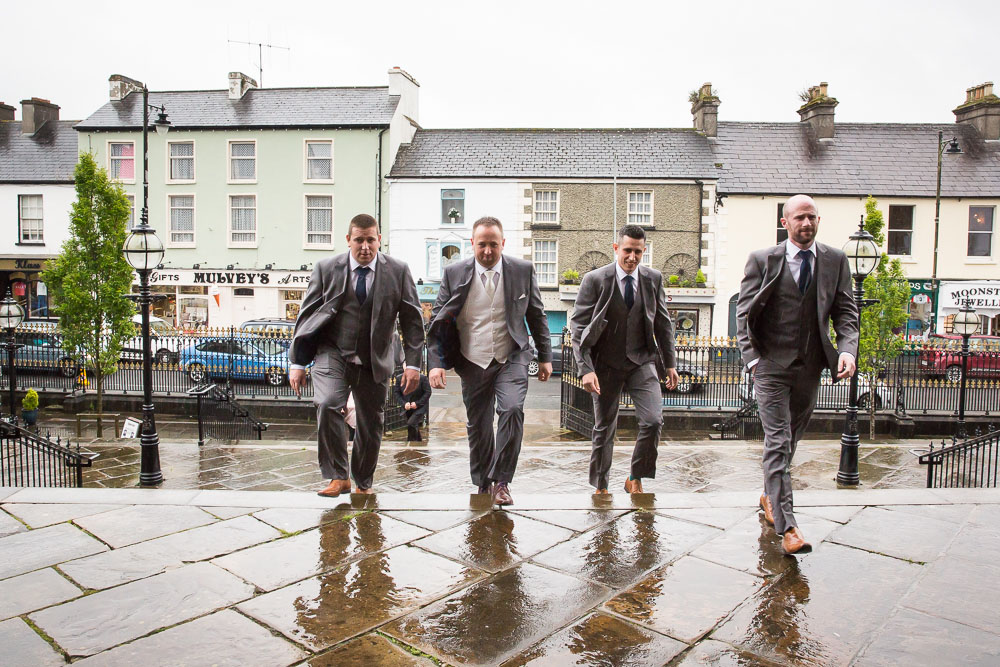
569, 262, 677, 377
427, 255, 551, 370
288, 252, 425, 384
736, 240, 859, 379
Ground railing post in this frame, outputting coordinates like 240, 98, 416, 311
196, 390, 206, 447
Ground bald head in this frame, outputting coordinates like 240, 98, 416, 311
781, 195, 820, 248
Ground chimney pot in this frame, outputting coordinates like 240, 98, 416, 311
691, 82, 720, 138
955, 80, 999, 141
798, 82, 838, 140
228, 72, 258, 100
20, 97, 60, 135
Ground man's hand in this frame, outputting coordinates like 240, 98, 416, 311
537, 362, 553, 382
289, 368, 307, 397
429, 367, 447, 389
837, 353, 857, 380
582, 371, 600, 395
405, 402, 415, 410
402, 368, 420, 395
662, 367, 680, 391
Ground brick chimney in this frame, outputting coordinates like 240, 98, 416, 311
109, 74, 144, 101
691, 82, 721, 138
228, 72, 257, 100
954, 82, 999, 141
20, 97, 59, 135
0, 102, 14, 121
797, 82, 838, 140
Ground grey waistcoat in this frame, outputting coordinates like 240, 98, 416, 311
593, 280, 654, 370
330, 270, 374, 366
757, 263, 824, 368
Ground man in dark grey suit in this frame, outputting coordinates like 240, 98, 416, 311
427, 216, 551, 506
570, 224, 679, 495
289, 214, 425, 497
737, 194, 859, 555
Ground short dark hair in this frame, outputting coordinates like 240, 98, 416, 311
618, 224, 646, 242
472, 216, 504, 235
349, 213, 379, 235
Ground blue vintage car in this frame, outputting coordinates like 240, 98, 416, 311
179, 336, 291, 385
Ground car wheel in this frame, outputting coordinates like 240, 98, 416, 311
155, 349, 174, 365
265, 367, 287, 386
188, 363, 207, 383
59, 360, 78, 378
945, 365, 963, 382
527, 360, 539, 377
674, 373, 694, 394
857, 393, 883, 411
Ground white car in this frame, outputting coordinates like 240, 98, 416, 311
121, 315, 184, 364
740, 369, 894, 411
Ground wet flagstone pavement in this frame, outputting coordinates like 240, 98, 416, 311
1, 487, 999, 665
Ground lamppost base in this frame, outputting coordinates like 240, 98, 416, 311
837, 431, 860, 486
139, 471, 164, 486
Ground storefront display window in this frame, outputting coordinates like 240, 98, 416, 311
669, 309, 699, 336
281, 290, 304, 320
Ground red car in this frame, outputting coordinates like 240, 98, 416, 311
918, 334, 1000, 381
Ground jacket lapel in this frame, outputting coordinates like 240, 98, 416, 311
501, 255, 515, 329
369, 253, 387, 326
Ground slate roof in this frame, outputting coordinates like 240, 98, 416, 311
389, 129, 719, 179
75, 87, 399, 131
714, 122, 1000, 197
0, 119, 79, 183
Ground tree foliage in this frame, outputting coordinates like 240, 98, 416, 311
42, 153, 135, 428
857, 195, 910, 437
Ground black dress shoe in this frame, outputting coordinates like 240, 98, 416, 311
478, 482, 493, 495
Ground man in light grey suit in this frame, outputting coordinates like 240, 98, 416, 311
737, 195, 859, 555
289, 214, 425, 497
571, 224, 680, 495
427, 216, 551, 506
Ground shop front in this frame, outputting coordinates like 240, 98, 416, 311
135, 268, 313, 330
937, 280, 1000, 335
0, 257, 52, 320
906, 278, 936, 339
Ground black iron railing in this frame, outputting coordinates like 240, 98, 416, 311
0, 420, 97, 487
188, 384, 266, 443
918, 428, 1000, 488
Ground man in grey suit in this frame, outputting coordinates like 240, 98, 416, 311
570, 224, 680, 495
427, 216, 551, 506
737, 195, 859, 555
289, 214, 425, 497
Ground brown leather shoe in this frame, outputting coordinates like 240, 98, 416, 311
594, 488, 609, 495
317, 479, 352, 497
355, 487, 375, 495
492, 482, 513, 506
624, 478, 644, 494
759, 494, 775, 526
781, 527, 812, 556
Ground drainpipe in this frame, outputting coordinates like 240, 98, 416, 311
695, 179, 704, 269
376, 128, 387, 242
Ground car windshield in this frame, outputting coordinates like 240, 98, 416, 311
253, 339, 287, 357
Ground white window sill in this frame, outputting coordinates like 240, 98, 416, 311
891, 256, 917, 264
227, 180, 257, 185
304, 245, 336, 251
166, 243, 197, 249
303, 180, 335, 185
166, 180, 196, 186
965, 257, 996, 264
227, 243, 259, 249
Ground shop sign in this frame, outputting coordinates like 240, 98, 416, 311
939, 281, 1000, 313
0, 258, 46, 271
142, 269, 312, 287
416, 282, 440, 301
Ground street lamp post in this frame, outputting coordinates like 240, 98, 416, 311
0, 289, 26, 424
122, 83, 169, 487
952, 300, 980, 440
930, 131, 962, 334
838, 216, 881, 486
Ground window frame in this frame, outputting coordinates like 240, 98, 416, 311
228, 193, 258, 248
640, 241, 652, 268
533, 239, 558, 287
108, 140, 136, 184
533, 189, 560, 225
227, 139, 257, 184
303, 138, 334, 183
887, 205, 914, 257
627, 190, 654, 226
166, 193, 196, 248
126, 194, 136, 228
776, 203, 788, 244
17, 194, 44, 244
166, 140, 196, 183
441, 189, 465, 226
303, 193, 335, 250
968, 206, 995, 259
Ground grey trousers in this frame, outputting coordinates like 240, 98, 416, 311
590, 361, 663, 490
311, 352, 387, 489
753, 357, 823, 535
455, 356, 529, 486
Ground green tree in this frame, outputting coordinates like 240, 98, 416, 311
42, 153, 135, 435
857, 195, 910, 438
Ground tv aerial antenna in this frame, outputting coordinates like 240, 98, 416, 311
227, 39, 290, 87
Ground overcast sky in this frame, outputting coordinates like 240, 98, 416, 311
5, 0, 997, 128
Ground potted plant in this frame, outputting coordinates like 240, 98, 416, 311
21, 389, 39, 426
695, 270, 707, 288
668, 275, 680, 287
560, 269, 581, 285
447, 208, 461, 223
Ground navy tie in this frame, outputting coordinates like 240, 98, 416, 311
624, 275, 635, 309
797, 250, 812, 294
356, 266, 370, 304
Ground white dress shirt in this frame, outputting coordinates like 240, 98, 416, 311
475, 258, 502, 287
614, 262, 641, 303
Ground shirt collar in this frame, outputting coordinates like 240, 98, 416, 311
615, 261, 639, 281
349, 252, 378, 273
786, 241, 816, 261
475, 258, 502, 277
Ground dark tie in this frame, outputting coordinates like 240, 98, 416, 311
797, 250, 812, 295
624, 275, 635, 309
356, 266, 370, 304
